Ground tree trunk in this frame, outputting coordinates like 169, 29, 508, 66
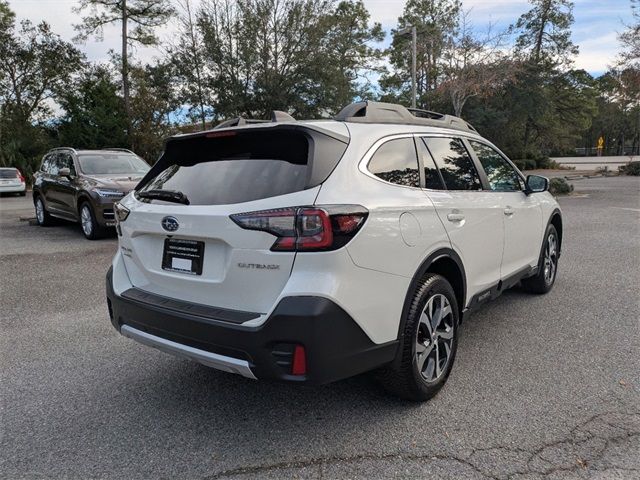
186, 0, 206, 130
122, 0, 131, 143
533, 0, 550, 63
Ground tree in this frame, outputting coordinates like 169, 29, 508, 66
379, 0, 462, 107
128, 61, 180, 162
618, 0, 639, 68
439, 12, 513, 116
0, 5, 84, 175
57, 65, 128, 149
514, 0, 578, 68
168, 0, 211, 129
73, 0, 174, 138
316, 0, 385, 110
510, 0, 587, 159
193, 0, 382, 119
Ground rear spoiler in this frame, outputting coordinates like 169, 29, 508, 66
135, 124, 350, 192
213, 110, 296, 129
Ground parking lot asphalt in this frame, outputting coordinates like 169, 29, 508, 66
1, 177, 639, 480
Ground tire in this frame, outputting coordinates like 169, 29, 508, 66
34, 196, 54, 226
378, 273, 460, 401
19, 191, 26, 197
521, 224, 559, 294
79, 202, 105, 240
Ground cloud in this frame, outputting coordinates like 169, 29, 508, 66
8, 0, 624, 76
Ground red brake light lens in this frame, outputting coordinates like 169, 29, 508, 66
16, 169, 25, 183
230, 205, 368, 252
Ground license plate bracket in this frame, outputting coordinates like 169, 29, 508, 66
162, 238, 205, 275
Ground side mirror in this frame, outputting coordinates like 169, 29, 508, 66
525, 175, 548, 194
59, 167, 72, 178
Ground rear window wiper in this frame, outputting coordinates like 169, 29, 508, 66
137, 189, 190, 205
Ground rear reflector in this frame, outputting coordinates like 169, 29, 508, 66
230, 205, 368, 252
292, 345, 307, 375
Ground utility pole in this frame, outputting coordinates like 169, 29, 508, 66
411, 25, 417, 109
397, 25, 417, 109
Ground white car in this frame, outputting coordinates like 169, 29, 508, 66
0, 167, 26, 196
106, 101, 562, 401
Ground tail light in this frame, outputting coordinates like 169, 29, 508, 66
230, 205, 368, 252
16, 169, 25, 183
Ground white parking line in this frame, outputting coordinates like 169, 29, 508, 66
611, 207, 640, 212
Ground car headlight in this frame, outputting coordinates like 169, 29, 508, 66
114, 202, 130, 222
95, 188, 125, 198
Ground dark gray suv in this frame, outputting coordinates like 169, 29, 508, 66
32, 148, 150, 239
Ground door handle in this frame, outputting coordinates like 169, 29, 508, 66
447, 213, 465, 222
504, 207, 515, 216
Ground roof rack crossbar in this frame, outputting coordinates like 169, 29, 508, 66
213, 110, 296, 129
334, 101, 477, 134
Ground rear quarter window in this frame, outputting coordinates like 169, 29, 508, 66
367, 137, 420, 188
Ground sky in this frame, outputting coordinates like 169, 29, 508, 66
8, 0, 633, 77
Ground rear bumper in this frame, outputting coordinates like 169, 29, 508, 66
106, 267, 397, 384
0, 183, 26, 193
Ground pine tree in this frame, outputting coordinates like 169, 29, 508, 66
73, 0, 174, 140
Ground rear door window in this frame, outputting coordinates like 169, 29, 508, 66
422, 137, 482, 191
416, 140, 445, 190
367, 137, 420, 188
138, 128, 345, 206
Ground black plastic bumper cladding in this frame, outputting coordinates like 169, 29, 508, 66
106, 268, 397, 385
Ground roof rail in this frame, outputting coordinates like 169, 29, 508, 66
50, 147, 78, 154
213, 110, 296, 129
334, 101, 477, 134
102, 148, 136, 154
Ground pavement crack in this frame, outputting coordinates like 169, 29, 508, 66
203, 411, 640, 479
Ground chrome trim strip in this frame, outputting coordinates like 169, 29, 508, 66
120, 324, 257, 380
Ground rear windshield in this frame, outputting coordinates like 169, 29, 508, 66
137, 128, 344, 206
78, 153, 150, 175
0, 169, 17, 179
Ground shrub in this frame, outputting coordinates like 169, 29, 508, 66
619, 161, 640, 176
513, 158, 537, 171
549, 177, 573, 195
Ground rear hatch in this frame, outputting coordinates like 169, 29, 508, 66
119, 124, 349, 314
0, 169, 21, 185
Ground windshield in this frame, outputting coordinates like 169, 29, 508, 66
78, 153, 150, 175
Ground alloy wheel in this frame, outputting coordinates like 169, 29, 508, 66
81, 205, 93, 236
543, 233, 557, 285
415, 293, 455, 382
35, 199, 44, 224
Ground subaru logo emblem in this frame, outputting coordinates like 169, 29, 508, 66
161, 216, 179, 232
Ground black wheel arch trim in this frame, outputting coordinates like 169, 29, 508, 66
393, 248, 467, 366
548, 208, 563, 258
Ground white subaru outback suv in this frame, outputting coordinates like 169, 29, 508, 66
106, 101, 562, 401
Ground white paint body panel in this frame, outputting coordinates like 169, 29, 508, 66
111, 120, 561, 346
424, 190, 504, 299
